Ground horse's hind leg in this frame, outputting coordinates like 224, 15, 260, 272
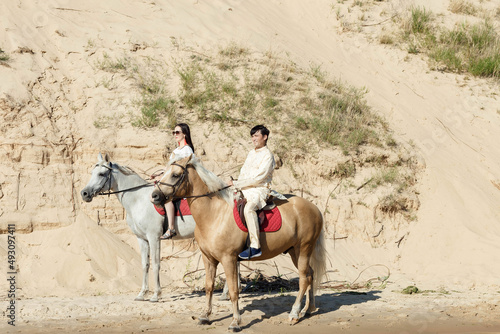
301, 285, 316, 317
290, 248, 316, 318
289, 248, 314, 323
289, 249, 310, 317
288, 248, 309, 315
135, 238, 150, 301
197, 253, 218, 325
220, 262, 241, 301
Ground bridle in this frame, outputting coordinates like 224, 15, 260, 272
154, 162, 188, 201
154, 162, 231, 201
95, 162, 113, 196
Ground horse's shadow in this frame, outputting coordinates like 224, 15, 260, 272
206, 290, 381, 329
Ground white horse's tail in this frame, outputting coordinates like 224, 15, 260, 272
310, 229, 327, 295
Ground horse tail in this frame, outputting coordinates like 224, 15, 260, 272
310, 229, 327, 295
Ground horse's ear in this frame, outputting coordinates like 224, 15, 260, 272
104, 153, 111, 162
184, 154, 193, 165
98, 152, 103, 162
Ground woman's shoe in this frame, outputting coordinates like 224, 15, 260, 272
160, 228, 177, 240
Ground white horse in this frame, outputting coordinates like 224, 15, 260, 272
81, 153, 236, 302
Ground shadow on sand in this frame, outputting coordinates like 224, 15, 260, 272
204, 290, 381, 330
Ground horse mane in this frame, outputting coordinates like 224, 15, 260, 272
173, 156, 233, 205
111, 163, 136, 176
111, 163, 148, 183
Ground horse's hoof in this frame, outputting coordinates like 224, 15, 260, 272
149, 298, 159, 303
228, 325, 241, 332
289, 317, 299, 325
197, 318, 211, 325
134, 296, 145, 301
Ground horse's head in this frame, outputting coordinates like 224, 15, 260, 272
81, 152, 114, 202
150, 155, 192, 206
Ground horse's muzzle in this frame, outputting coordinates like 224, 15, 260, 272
80, 189, 94, 202
150, 189, 166, 206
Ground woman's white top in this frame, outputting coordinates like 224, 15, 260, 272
169, 145, 194, 162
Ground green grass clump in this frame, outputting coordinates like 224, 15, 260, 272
334, 161, 357, 179
303, 84, 380, 152
430, 21, 500, 77
94, 53, 177, 128
0, 48, 9, 62
402, 285, 419, 294
96, 52, 130, 72
177, 61, 242, 124
398, 6, 500, 78
218, 41, 249, 58
402, 6, 433, 36
133, 71, 177, 128
132, 96, 176, 128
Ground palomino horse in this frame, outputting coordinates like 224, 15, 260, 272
81, 153, 237, 302
150, 155, 326, 331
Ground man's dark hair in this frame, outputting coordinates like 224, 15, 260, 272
250, 125, 270, 144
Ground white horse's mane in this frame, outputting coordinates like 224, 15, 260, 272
114, 164, 139, 176
99, 160, 147, 182
171, 156, 233, 205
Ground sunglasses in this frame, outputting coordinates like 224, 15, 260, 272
172, 130, 182, 135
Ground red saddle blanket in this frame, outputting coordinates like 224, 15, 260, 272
233, 202, 282, 233
153, 199, 191, 216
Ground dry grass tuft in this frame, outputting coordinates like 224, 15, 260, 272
448, 0, 478, 16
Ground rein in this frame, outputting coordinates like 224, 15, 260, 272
174, 185, 231, 200
98, 183, 154, 196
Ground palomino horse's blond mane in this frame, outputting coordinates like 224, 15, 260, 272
173, 156, 234, 205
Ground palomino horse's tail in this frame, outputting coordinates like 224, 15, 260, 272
310, 229, 327, 295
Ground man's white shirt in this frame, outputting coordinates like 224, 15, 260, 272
233, 146, 275, 190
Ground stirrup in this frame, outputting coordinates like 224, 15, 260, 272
160, 228, 177, 240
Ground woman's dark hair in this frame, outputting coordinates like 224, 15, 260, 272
176, 123, 195, 153
250, 125, 270, 144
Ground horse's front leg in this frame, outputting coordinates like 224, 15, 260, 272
135, 238, 150, 301
197, 253, 218, 325
149, 235, 162, 302
221, 258, 241, 332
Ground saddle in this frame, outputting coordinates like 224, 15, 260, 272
234, 194, 283, 233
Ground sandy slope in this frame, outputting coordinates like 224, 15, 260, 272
1, 0, 500, 331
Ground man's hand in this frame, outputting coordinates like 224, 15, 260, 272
227, 178, 234, 187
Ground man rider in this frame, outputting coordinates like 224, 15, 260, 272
228, 125, 276, 260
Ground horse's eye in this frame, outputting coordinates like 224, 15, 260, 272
172, 173, 180, 178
